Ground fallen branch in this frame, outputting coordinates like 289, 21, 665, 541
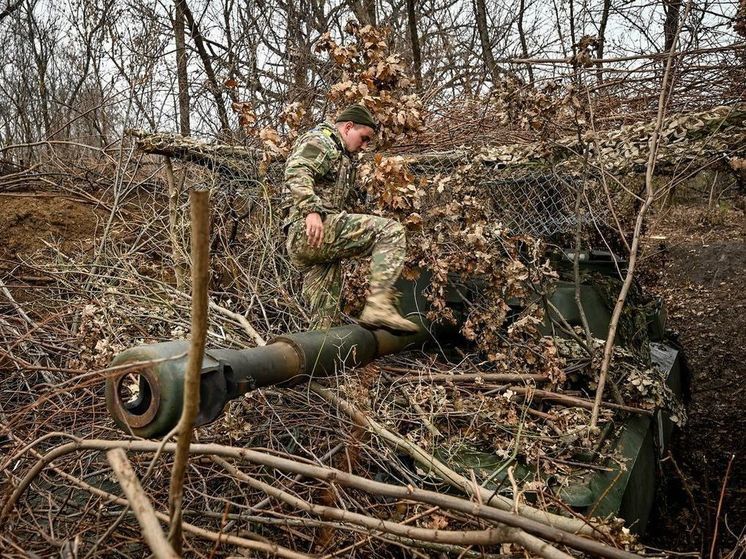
207, 299, 267, 346
391, 371, 548, 384
508, 387, 652, 416
1, 439, 645, 559
169, 281, 268, 346
211, 455, 573, 558
709, 453, 735, 559
307, 382, 599, 536
107, 448, 178, 559
27, 445, 311, 559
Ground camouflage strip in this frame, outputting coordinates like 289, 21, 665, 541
287, 212, 406, 327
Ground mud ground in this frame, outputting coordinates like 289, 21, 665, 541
642, 203, 746, 556
0, 193, 103, 263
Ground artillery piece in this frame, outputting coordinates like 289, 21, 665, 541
105, 249, 672, 439
105, 249, 684, 534
105, 271, 461, 439
112, 104, 737, 432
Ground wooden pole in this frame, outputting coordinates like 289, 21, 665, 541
167, 188, 210, 552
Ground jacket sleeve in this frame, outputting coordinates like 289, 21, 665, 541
283, 132, 337, 217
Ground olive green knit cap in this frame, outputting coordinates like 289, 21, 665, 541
335, 104, 378, 131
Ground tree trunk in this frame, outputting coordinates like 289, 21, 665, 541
180, 0, 231, 137
25, 3, 51, 139
351, 0, 376, 26
595, 0, 611, 84
168, 0, 191, 291
473, 0, 502, 85
0, 0, 23, 21
285, 0, 308, 103
663, 0, 681, 52
568, 0, 577, 58
406, 0, 423, 90
221, 0, 240, 105
174, 0, 191, 137
517, 0, 534, 84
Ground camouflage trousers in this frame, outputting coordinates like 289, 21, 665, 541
286, 212, 406, 329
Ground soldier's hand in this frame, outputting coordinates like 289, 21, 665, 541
305, 212, 324, 248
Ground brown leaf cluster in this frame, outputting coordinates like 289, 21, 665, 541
357, 152, 559, 365
315, 22, 423, 146
360, 153, 422, 211
230, 101, 308, 173
571, 35, 599, 68
231, 101, 256, 129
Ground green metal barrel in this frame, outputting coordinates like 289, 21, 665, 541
105, 319, 432, 438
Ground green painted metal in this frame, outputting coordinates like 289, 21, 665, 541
542, 281, 613, 339
584, 343, 683, 533
105, 318, 434, 438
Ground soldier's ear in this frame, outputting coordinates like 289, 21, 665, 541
339, 122, 349, 141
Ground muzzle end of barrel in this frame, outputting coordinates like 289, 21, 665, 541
105, 341, 191, 438
107, 365, 163, 430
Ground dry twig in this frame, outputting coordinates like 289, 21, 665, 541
167, 189, 211, 551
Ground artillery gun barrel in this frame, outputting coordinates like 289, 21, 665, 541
104, 253, 639, 438
105, 320, 431, 438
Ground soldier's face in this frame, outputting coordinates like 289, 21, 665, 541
341, 123, 375, 153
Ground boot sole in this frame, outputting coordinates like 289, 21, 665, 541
357, 318, 420, 334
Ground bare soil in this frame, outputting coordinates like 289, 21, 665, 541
641, 203, 746, 555
0, 193, 104, 263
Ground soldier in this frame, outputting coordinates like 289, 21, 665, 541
283, 104, 419, 333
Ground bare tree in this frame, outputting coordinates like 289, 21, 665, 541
473, 0, 503, 85
0, 0, 22, 21
174, 0, 191, 136
663, 0, 682, 52
595, 0, 611, 83
181, 0, 231, 136
517, 0, 534, 83
406, 0, 423, 90
284, 0, 310, 103
350, 0, 377, 25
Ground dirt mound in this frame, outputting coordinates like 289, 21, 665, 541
0, 194, 104, 263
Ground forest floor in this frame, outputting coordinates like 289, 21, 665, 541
641, 201, 746, 556
1, 190, 744, 556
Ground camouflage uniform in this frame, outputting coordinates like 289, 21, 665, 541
283, 121, 406, 329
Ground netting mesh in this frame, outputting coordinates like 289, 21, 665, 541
404, 157, 601, 238
198, 154, 608, 241
484, 169, 584, 237
130, 100, 745, 247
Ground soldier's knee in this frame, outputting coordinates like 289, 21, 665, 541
381, 219, 405, 243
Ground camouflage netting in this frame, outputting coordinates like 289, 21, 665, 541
126, 103, 746, 357
129, 103, 746, 243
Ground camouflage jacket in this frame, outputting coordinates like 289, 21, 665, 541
282, 121, 357, 230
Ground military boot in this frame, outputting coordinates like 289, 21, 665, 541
358, 289, 420, 333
